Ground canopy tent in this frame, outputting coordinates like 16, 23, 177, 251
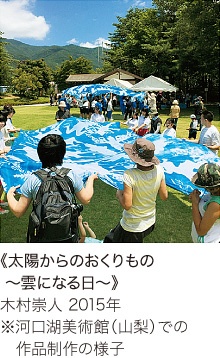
104, 78, 133, 89
63, 84, 136, 99
131, 75, 178, 92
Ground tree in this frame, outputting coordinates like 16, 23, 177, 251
54, 56, 94, 91
105, 7, 177, 80
104, 1, 219, 96
153, 0, 219, 94
13, 59, 52, 97
0, 32, 13, 86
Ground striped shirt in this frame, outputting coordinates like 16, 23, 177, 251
120, 165, 165, 232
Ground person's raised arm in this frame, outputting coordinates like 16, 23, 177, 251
7, 185, 32, 218
189, 189, 220, 236
75, 173, 98, 205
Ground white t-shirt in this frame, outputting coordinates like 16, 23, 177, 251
91, 100, 97, 108
126, 118, 138, 130
199, 125, 220, 155
90, 113, 105, 123
163, 128, 176, 138
5, 118, 14, 130
191, 193, 220, 243
138, 115, 151, 129
107, 100, 113, 111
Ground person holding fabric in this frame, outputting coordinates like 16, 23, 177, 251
189, 163, 220, 243
7, 134, 98, 242
90, 108, 105, 123
55, 101, 71, 121
3, 105, 21, 146
148, 92, 157, 113
170, 100, 180, 127
104, 138, 168, 243
133, 109, 151, 136
121, 112, 138, 130
183, 110, 219, 155
163, 118, 176, 138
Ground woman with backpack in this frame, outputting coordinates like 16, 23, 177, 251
7, 134, 98, 242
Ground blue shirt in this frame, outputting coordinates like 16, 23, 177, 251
95, 102, 102, 112
21, 166, 83, 200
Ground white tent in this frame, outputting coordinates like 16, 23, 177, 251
131, 75, 178, 92
104, 78, 133, 89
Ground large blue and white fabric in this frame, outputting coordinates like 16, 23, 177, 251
0, 117, 219, 195
63, 84, 136, 98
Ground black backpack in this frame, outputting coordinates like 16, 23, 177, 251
27, 167, 82, 243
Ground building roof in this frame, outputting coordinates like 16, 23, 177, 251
66, 74, 102, 83
66, 68, 143, 84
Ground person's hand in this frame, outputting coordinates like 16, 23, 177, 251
189, 189, 201, 205
116, 189, 123, 199
78, 215, 83, 224
8, 185, 20, 196
89, 172, 99, 181
83, 222, 89, 228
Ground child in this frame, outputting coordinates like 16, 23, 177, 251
3, 105, 21, 146
90, 108, 105, 123
121, 112, 138, 130
0, 110, 11, 214
133, 109, 151, 136
78, 215, 103, 243
163, 118, 176, 138
104, 138, 168, 243
188, 114, 198, 139
189, 163, 220, 243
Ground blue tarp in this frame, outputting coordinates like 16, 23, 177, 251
0, 117, 219, 195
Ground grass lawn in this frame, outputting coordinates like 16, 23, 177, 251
0, 104, 219, 243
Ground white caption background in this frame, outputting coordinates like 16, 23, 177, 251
0, 244, 219, 358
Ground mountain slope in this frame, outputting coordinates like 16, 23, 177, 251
4, 39, 104, 69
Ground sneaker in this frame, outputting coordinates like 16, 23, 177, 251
0, 207, 9, 214
0, 200, 8, 207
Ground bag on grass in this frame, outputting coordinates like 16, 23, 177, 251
27, 167, 82, 243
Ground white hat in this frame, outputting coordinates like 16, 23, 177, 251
172, 99, 179, 105
190, 114, 196, 119
59, 101, 66, 107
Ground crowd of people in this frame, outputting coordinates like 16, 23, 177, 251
0, 93, 219, 243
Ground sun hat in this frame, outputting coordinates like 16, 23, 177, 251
150, 92, 156, 98
151, 110, 158, 115
59, 101, 66, 108
123, 138, 160, 167
191, 163, 220, 189
190, 114, 196, 119
172, 99, 179, 105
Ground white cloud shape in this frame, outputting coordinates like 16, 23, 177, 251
80, 37, 111, 49
67, 38, 78, 45
0, 0, 50, 40
132, 0, 146, 7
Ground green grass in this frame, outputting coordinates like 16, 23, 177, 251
0, 104, 219, 243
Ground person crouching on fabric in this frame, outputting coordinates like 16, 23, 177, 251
133, 109, 151, 136
189, 163, 220, 243
7, 134, 98, 242
104, 138, 168, 243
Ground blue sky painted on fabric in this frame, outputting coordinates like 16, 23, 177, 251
0, 0, 153, 47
